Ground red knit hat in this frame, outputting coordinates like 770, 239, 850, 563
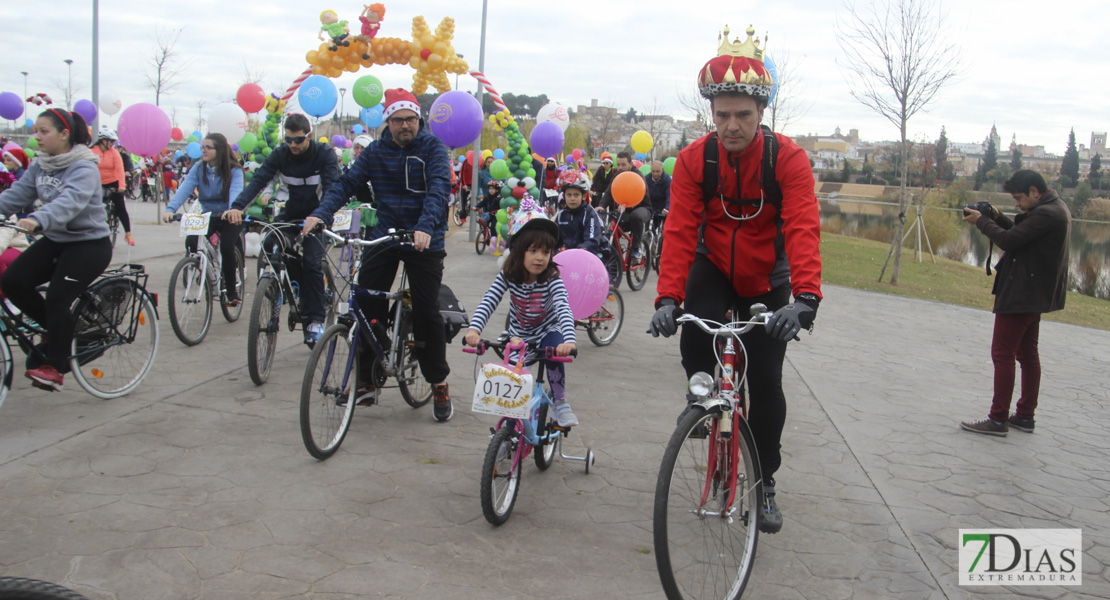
2, 148, 29, 170
382, 88, 421, 120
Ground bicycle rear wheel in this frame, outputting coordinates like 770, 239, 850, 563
0, 337, 12, 408
475, 226, 489, 255
650, 228, 664, 272
247, 276, 281, 385
481, 423, 522, 526
69, 279, 159, 399
300, 322, 357, 460
606, 251, 622, 290
396, 314, 432, 408
585, 287, 624, 346
168, 256, 212, 346
627, 238, 650, 291
654, 407, 762, 600
220, 248, 246, 323
0, 576, 90, 600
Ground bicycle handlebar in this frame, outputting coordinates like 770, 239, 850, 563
463, 338, 576, 362
674, 303, 775, 337
0, 221, 34, 235
321, 227, 415, 248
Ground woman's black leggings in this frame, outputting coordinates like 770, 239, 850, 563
0, 236, 113, 371
102, 183, 132, 233
185, 220, 243, 301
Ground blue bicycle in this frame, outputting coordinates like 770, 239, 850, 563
464, 337, 594, 526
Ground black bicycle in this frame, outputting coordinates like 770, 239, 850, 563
167, 212, 246, 346
0, 577, 90, 599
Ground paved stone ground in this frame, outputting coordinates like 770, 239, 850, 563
0, 200, 1107, 599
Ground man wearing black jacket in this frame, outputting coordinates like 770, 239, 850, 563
225, 113, 339, 343
602, 152, 652, 260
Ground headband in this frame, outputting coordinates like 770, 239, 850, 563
48, 109, 73, 133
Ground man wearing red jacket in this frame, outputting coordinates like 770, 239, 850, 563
648, 25, 822, 534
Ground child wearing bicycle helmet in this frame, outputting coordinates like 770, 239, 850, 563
464, 199, 579, 426
554, 175, 610, 264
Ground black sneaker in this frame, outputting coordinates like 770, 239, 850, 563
433, 383, 453, 422
758, 478, 783, 534
1008, 414, 1035, 433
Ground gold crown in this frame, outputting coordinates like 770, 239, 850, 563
717, 25, 766, 62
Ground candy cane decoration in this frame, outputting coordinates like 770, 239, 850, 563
281, 68, 315, 104
470, 71, 507, 112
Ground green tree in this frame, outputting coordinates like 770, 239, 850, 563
861, 161, 876, 184
1088, 153, 1102, 190
677, 130, 689, 152
1010, 146, 1022, 172
934, 127, 952, 184
975, 135, 997, 190
1072, 182, 1093, 215
841, 159, 855, 183
1062, 128, 1080, 186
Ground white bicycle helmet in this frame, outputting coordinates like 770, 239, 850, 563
98, 126, 117, 141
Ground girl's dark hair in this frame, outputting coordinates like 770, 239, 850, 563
201, 133, 241, 204
502, 227, 559, 284
38, 109, 92, 147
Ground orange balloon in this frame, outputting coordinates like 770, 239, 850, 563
611, 171, 646, 207
306, 50, 319, 64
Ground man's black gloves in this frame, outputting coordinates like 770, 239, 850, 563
648, 298, 681, 338
765, 293, 820, 342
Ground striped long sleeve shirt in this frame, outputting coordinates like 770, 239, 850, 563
468, 273, 577, 346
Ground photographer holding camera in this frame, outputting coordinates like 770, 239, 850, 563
959, 169, 1071, 436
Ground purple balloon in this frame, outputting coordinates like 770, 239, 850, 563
73, 99, 97, 123
0, 92, 23, 121
427, 90, 483, 149
529, 121, 565, 159
117, 102, 172, 157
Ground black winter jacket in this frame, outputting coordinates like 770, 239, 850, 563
232, 140, 339, 221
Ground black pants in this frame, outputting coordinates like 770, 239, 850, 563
102, 183, 132, 233
185, 220, 242, 301
680, 254, 790, 479
357, 246, 449, 385
261, 225, 328, 325
620, 206, 651, 252
1, 236, 113, 371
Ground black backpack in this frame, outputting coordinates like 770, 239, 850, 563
699, 124, 786, 260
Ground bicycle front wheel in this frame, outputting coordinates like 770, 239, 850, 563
247, 276, 281, 385
475, 226, 489, 255
481, 423, 522, 526
220, 247, 246, 323
654, 407, 762, 600
168, 256, 212, 345
534, 402, 556, 471
69, 279, 159, 399
586, 287, 624, 347
396, 315, 432, 408
627, 238, 651, 291
0, 576, 91, 600
0, 336, 12, 408
605, 250, 622, 290
300, 322, 357, 460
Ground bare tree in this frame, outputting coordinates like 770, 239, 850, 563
51, 77, 86, 111
639, 95, 670, 158
239, 60, 267, 86
143, 27, 191, 106
194, 99, 207, 132
766, 50, 814, 135
590, 99, 623, 158
675, 84, 712, 135
837, 0, 962, 285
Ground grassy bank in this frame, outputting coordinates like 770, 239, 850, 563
820, 233, 1109, 331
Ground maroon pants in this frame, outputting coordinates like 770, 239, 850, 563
989, 313, 1041, 422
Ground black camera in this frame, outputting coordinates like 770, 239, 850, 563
963, 201, 994, 218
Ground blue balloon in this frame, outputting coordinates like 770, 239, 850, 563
351, 124, 364, 135
185, 141, 202, 159
360, 105, 383, 129
493, 148, 506, 160
192, 130, 202, 139
298, 75, 338, 118
636, 152, 648, 160
764, 54, 779, 104
24, 118, 33, 129
174, 150, 183, 159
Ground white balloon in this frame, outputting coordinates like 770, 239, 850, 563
207, 103, 249, 144
99, 92, 122, 116
506, 177, 520, 189
522, 177, 536, 189
536, 103, 570, 133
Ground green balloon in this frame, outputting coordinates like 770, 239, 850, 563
239, 132, 257, 154
261, 146, 272, 157
640, 164, 652, 175
529, 187, 540, 198
496, 209, 508, 223
526, 168, 536, 179
187, 135, 198, 143
498, 224, 510, 239
500, 186, 512, 198
26, 137, 38, 149
663, 156, 677, 176
518, 148, 529, 158
352, 74, 384, 108
511, 169, 524, 180
342, 149, 352, 164
23, 148, 35, 159
490, 159, 510, 180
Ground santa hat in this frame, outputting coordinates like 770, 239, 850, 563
2, 148, 29, 170
698, 25, 774, 100
382, 88, 421, 120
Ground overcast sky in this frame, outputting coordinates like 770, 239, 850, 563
2, 0, 1104, 155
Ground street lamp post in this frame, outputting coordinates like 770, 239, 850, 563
63, 59, 74, 109
20, 71, 28, 133
339, 87, 346, 128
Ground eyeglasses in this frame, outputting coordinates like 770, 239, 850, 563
387, 116, 419, 126
285, 135, 308, 144
202, 144, 216, 151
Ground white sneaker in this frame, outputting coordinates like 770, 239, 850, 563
307, 322, 326, 342
552, 401, 579, 427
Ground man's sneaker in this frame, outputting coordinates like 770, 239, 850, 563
960, 417, 1008, 436
306, 322, 325, 343
758, 478, 783, 534
1008, 414, 1035, 433
631, 248, 643, 260
433, 383, 453, 422
552, 401, 579, 427
26, 365, 64, 392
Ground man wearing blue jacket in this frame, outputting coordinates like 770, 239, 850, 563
305, 89, 454, 422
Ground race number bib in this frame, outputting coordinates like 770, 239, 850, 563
332, 209, 358, 233
471, 363, 534, 419
179, 212, 211, 237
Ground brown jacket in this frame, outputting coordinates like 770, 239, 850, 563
977, 190, 1071, 314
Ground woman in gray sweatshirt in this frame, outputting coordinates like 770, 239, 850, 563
0, 108, 112, 392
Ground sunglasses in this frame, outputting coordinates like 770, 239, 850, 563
285, 135, 308, 144
387, 116, 419, 126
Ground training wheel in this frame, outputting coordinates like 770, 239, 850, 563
585, 449, 594, 474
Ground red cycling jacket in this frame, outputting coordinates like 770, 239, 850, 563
656, 128, 822, 305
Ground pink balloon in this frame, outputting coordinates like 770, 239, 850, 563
2, 142, 20, 153
117, 102, 172, 157
552, 249, 609, 320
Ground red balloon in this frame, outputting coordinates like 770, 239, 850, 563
170, 127, 184, 141
236, 83, 266, 114
466, 150, 474, 164
571, 149, 583, 160
511, 186, 525, 200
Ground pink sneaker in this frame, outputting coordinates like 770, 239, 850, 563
26, 365, 64, 392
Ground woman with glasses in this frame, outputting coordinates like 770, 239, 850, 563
163, 133, 245, 306
92, 127, 135, 246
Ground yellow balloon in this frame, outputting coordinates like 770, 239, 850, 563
319, 136, 328, 143
631, 130, 654, 154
